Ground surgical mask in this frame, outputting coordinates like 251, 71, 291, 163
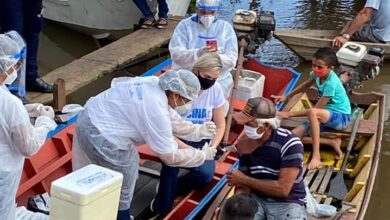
313, 69, 329, 78
244, 125, 264, 140
3, 67, 17, 85
175, 101, 193, 116
197, 74, 216, 90
200, 15, 216, 29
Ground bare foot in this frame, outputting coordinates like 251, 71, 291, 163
329, 138, 343, 159
308, 157, 322, 170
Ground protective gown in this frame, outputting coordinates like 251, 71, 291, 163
0, 85, 57, 220
169, 15, 238, 97
72, 77, 208, 211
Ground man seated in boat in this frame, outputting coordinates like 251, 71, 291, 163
275, 47, 352, 170
169, 0, 238, 109
227, 97, 307, 220
332, 0, 390, 47
217, 194, 258, 220
149, 53, 226, 219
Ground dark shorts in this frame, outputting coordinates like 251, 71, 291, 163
352, 24, 385, 43
303, 110, 351, 133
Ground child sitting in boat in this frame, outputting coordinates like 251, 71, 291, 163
274, 47, 352, 170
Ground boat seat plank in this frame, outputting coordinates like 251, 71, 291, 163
304, 169, 317, 186
310, 167, 327, 193
281, 117, 377, 137
318, 166, 334, 195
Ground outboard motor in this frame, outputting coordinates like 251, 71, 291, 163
336, 42, 384, 90
233, 9, 275, 54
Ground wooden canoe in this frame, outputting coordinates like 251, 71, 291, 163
274, 29, 390, 61
201, 89, 385, 220
15, 58, 301, 219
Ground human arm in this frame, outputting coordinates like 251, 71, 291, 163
332, 7, 375, 47
9, 102, 56, 156
169, 107, 216, 142
227, 167, 300, 197
273, 79, 315, 103
169, 21, 200, 69
210, 106, 225, 147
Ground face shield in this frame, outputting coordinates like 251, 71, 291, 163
1, 47, 27, 96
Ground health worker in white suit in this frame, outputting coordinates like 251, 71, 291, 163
72, 69, 218, 220
0, 31, 57, 220
169, 0, 238, 102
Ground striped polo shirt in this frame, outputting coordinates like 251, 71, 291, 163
239, 128, 306, 205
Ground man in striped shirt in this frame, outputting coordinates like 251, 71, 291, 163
227, 97, 306, 220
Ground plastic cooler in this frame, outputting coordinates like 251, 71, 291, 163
50, 164, 123, 220
231, 68, 265, 101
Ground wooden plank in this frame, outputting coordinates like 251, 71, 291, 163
324, 197, 333, 205
363, 103, 377, 120
345, 160, 372, 202
315, 194, 323, 203
52, 78, 66, 111
304, 169, 317, 186
281, 117, 377, 137
27, 18, 182, 104
202, 185, 233, 220
318, 166, 334, 195
310, 167, 327, 193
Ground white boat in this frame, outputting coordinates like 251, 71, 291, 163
43, 0, 190, 39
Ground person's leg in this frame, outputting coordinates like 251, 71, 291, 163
157, 0, 169, 19
152, 164, 180, 215
132, 0, 154, 19
307, 108, 331, 170
249, 194, 266, 220
265, 201, 306, 220
0, 0, 24, 33
176, 160, 216, 195
351, 24, 385, 43
23, 0, 43, 81
176, 139, 216, 195
301, 136, 343, 159
292, 124, 308, 138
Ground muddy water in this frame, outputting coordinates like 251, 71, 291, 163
38, 0, 389, 218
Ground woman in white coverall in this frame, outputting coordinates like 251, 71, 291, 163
169, 0, 238, 100
0, 31, 57, 220
72, 70, 218, 220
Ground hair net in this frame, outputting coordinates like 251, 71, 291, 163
196, 0, 221, 10
159, 69, 201, 101
0, 31, 26, 96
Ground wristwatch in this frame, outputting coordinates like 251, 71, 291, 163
341, 33, 350, 40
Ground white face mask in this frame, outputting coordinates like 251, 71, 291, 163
3, 67, 17, 85
175, 101, 193, 116
200, 15, 216, 29
244, 125, 264, 140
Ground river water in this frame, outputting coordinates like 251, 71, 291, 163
38, 0, 389, 218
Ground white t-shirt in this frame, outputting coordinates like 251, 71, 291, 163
365, 0, 390, 42
86, 76, 178, 154
183, 82, 225, 124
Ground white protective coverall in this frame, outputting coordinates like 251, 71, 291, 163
0, 85, 57, 220
169, 15, 238, 98
72, 76, 210, 211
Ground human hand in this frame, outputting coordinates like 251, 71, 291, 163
226, 169, 247, 186
332, 36, 347, 48
24, 104, 55, 119
276, 111, 290, 119
197, 46, 218, 57
272, 95, 287, 104
199, 121, 216, 138
201, 142, 217, 160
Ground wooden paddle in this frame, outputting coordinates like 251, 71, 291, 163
218, 38, 247, 161
327, 109, 363, 200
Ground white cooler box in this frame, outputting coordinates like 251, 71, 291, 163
50, 164, 123, 220
231, 68, 265, 101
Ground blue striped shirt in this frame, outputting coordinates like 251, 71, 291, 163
239, 128, 306, 205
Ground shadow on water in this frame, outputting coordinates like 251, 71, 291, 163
38, 0, 390, 218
